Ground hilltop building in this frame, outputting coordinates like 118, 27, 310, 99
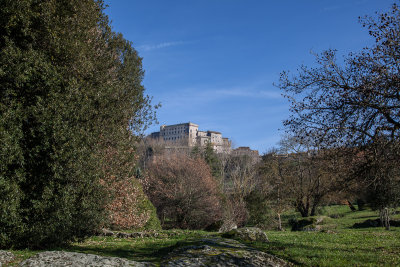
231, 146, 259, 157
150, 122, 261, 158
231, 146, 261, 162
149, 122, 232, 153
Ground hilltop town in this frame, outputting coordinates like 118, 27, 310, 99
149, 122, 259, 156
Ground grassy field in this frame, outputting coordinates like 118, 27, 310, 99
252, 205, 400, 266
4, 206, 400, 266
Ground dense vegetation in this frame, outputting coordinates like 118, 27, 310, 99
0, 0, 157, 248
144, 153, 221, 229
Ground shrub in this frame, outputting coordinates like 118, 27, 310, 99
103, 176, 160, 230
145, 154, 222, 229
245, 190, 274, 229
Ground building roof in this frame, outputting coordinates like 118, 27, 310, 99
207, 130, 222, 134
236, 146, 251, 150
161, 122, 198, 128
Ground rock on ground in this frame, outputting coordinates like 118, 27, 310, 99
162, 237, 290, 267
0, 250, 15, 266
18, 251, 154, 267
218, 221, 237, 233
15, 235, 291, 267
96, 229, 163, 239
221, 227, 269, 242
289, 216, 329, 231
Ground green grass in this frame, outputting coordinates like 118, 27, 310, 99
3, 230, 212, 266
249, 229, 400, 266
3, 206, 400, 266
65, 230, 211, 263
247, 206, 400, 266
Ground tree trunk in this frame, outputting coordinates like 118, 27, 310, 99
297, 202, 309, 217
357, 199, 365, 211
346, 200, 356, 211
380, 208, 390, 230
310, 199, 321, 216
277, 213, 283, 231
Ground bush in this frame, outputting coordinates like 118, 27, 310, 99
220, 195, 249, 228
103, 176, 160, 230
245, 190, 274, 229
144, 154, 222, 229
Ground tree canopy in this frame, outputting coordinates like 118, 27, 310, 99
278, 3, 400, 148
277, 3, 400, 228
0, 0, 156, 248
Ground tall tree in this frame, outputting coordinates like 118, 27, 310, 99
0, 0, 156, 248
277, 3, 400, 227
261, 136, 344, 218
203, 142, 222, 179
278, 4, 400, 147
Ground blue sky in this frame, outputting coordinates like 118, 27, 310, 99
104, 0, 394, 154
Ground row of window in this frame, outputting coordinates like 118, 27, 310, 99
164, 136, 183, 141
162, 129, 189, 135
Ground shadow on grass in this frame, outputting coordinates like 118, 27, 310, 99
63, 238, 203, 263
64, 242, 171, 263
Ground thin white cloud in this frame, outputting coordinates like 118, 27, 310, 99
154, 86, 283, 110
323, 5, 342, 12
214, 88, 282, 99
138, 41, 186, 51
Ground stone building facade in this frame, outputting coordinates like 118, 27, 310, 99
231, 146, 260, 161
231, 146, 259, 157
149, 122, 232, 153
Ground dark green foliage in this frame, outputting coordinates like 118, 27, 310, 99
0, 0, 156, 248
190, 145, 201, 158
132, 179, 161, 231
245, 190, 274, 229
142, 202, 162, 231
203, 142, 222, 179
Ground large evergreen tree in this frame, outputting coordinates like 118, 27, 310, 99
0, 0, 156, 248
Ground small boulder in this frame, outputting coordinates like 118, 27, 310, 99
98, 228, 114, 236
18, 251, 153, 266
222, 227, 269, 242
162, 237, 290, 266
0, 250, 15, 265
290, 217, 327, 231
116, 232, 132, 238
218, 220, 237, 233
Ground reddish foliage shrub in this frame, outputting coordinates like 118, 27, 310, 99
101, 146, 160, 230
225, 195, 249, 227
145, 154, 222, 229
102, 176, 153, 229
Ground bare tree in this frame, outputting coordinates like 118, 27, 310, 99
261, 136, 346, 218
277, 3, 400, 227
259, 149, 292, 230
144, 154, 222, 229
219, 154, 261, 227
